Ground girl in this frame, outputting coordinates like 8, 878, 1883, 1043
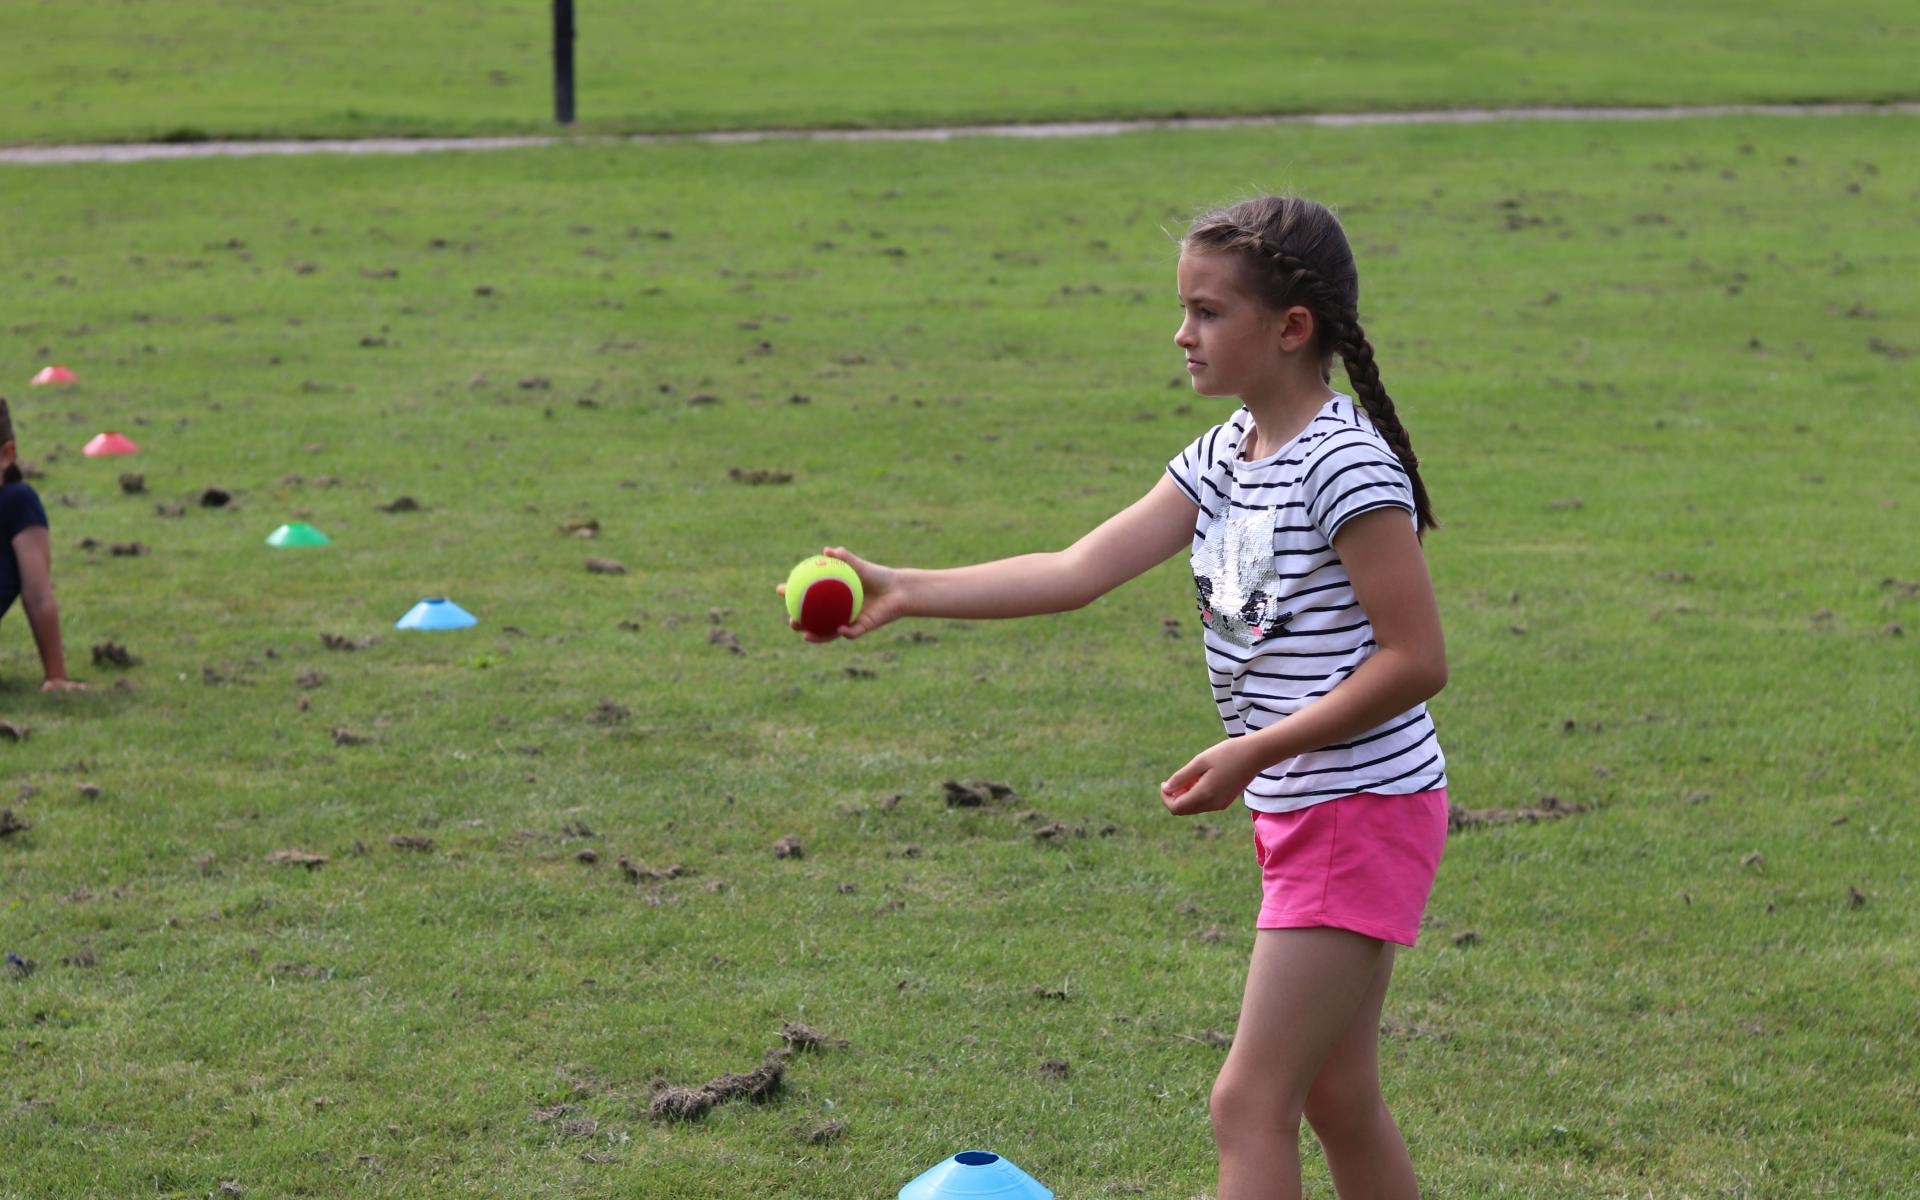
780, 195, 1445, 1200
0, 397, 83, 692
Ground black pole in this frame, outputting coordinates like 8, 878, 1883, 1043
553, 0, 575, 125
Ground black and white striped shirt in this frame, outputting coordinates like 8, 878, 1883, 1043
1165, 395, 1447, 813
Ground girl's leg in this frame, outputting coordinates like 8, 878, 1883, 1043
1303, 943, 1420, 1199
1210, 927, 1393, 1200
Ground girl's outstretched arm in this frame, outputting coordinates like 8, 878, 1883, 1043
1162, 507, 1444, 813
12, 526, 80, 691
777, 474, 1197, 642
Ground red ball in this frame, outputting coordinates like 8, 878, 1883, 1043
795, 577, 855, 637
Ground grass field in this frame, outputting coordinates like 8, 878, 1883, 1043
3, 0, 1920, 144
3, 113, 1918, 1196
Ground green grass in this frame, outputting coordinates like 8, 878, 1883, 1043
4, 0, 1919, 145
2, 114, 1917, 1197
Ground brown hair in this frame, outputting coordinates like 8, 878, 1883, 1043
1182, 196, 1435, 535
0, 397, 19, 485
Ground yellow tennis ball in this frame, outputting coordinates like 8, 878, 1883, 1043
785, 555, 863, 636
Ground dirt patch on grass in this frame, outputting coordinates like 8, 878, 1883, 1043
387, 835, 434, 852
777, 1021, 847, 1052
728, 467, 793, 485
320, 633, 377, 651
1176, 1028, 1234, 1048
649, 1049, 790, 1122
0, 810, 32, 837
90, 640, 136, 668
793, 1117, 846, 1144
619, 857, 694, 883
265, 849, 328, 869
585, 556, 627, 575
1447, 794, 1586, 831
943, 779, 1021, 807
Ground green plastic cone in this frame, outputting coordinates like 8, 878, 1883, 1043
266, 522, 332, 548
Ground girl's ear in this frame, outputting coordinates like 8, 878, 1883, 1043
1276, 305, 1317, 353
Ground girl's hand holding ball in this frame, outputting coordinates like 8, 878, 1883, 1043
776, 547, 903, 643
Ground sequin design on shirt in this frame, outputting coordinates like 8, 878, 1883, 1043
1191, 503, 1292, 648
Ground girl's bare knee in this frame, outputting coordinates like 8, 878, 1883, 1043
1210, 1069, 1303, 1147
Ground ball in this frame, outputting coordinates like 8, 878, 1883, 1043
785, 555, 863, 637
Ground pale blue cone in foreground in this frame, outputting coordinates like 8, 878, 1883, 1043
395, 597, 478, 631
899, 1151, 1052, 1199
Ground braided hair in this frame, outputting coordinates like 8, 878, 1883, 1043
1182, 196, 1436, 536
0, 397, 20, 485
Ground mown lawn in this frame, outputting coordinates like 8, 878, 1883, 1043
3, 0, 1919, 144
1, 113, 1916, 1197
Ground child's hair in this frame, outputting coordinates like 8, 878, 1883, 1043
0, 397, 20, 485
1182, 196, 1435, 535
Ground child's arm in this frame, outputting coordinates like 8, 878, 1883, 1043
1161, 507, 1444, 812
779, 474, 1197, 641
12, 526, 81, 691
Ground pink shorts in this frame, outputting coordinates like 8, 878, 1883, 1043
1252, 789, 1449, 947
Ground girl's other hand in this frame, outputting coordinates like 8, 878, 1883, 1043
40, 677, 86, 692
774, 546, 908, 644
1160, 739, 1261, 816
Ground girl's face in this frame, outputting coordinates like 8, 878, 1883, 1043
1174, 251, 1315, 400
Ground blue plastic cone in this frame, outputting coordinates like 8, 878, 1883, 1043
899, 1151, 1052, 1199
395, 597, 478, 631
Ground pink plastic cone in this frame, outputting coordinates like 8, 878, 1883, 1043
83, 431, 141, 456
31, 365, 78, 386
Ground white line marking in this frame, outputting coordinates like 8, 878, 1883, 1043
4, 103, 1916, 166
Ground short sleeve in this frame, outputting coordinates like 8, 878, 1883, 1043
1303, 434, 1413, 543
1165, 423, 1226, 512
0, 484, 49, 540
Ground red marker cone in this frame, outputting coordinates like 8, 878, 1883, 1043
83, 432, 141, 456
31, 365, 78, 386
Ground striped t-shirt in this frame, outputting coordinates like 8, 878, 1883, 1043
1164, 394, 1447, 813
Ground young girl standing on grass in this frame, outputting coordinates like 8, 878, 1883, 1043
0, 398, 83, 692
780, 195, 1445, 1200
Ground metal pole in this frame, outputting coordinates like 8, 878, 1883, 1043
553, 0, 576, 125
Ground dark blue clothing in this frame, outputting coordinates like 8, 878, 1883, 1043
0, 481, 49, 621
